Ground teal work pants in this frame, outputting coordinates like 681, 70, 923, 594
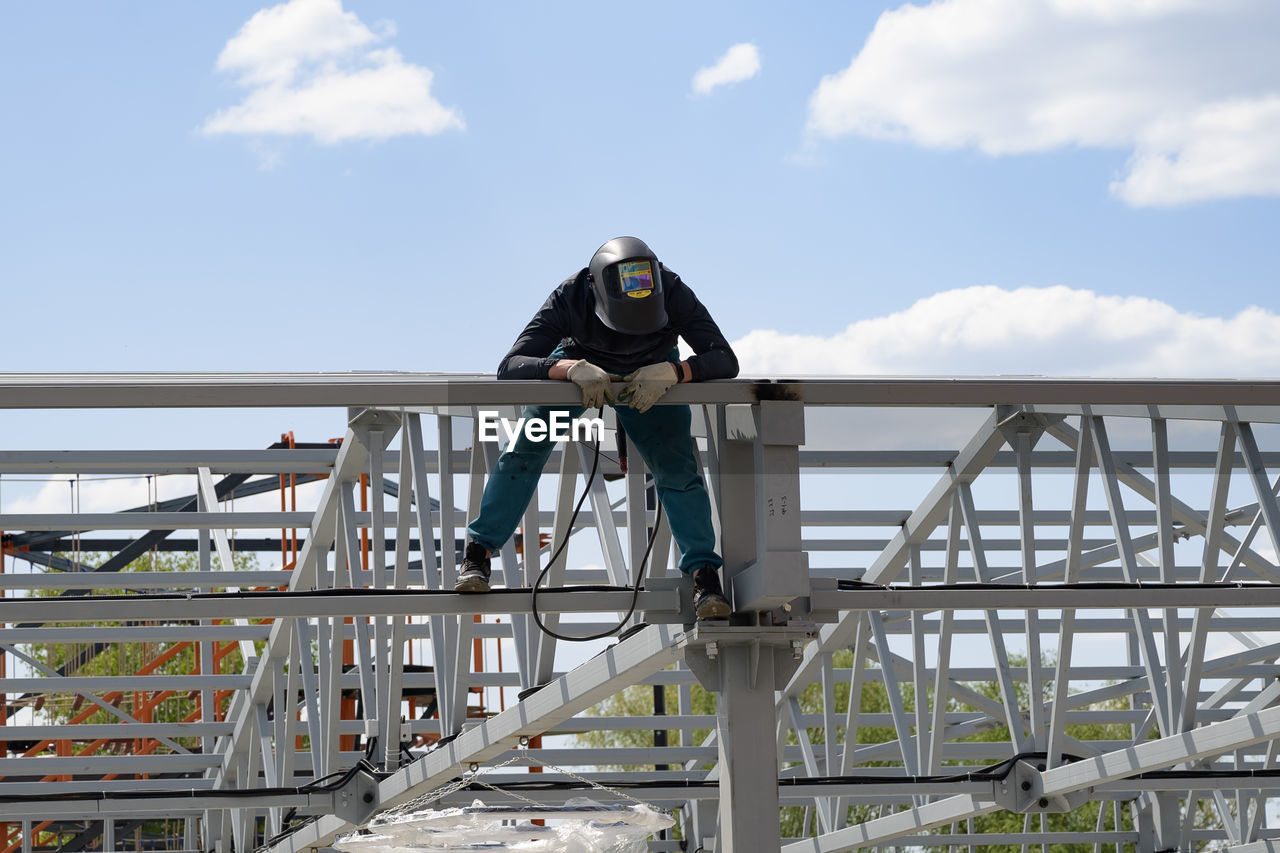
465, 400, 722, 575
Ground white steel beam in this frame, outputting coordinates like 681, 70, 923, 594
208, 420, 377, 809
0, 449, 338, 473
782, 793, 1004, 853
784, 704, 1280, 852
3, 373, 1280, 409
6, 377, 1280, 853
781, 412, 1005, 703
1040, 703, 1280, 795
1048, 418, 1280, 582
264, 623, 686, 853
0, 511, 309, 530
0, 586, 682, 622
1047, 415, 1092, 769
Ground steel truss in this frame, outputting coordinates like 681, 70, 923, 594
2, 374, 1280, 851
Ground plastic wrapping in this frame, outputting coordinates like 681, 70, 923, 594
333, 797, 674, 853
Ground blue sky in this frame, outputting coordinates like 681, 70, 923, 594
4, 0, 1278, 382
1, 1, 1277, 689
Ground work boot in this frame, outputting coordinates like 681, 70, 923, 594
692, 567, 731, 620
455, 542, 492, 593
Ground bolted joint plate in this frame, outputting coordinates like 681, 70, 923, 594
347, 407, 405, 451
678, 624, 815, 692
995, 406, 1064, 451
731, 551, 810, 612
348, 406, 405, 431
993, 760, 1092, 814
640, 575, 697, 625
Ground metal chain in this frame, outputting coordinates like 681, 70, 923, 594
464, 770, 546, 810
510, 739, 652, 809
374, 751, 528, 818
372, 737, 657, 822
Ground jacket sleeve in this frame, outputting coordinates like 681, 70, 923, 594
666, 272, 739, 382
496, 288, 569, 380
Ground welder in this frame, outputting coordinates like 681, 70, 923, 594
457, 236, 738, 620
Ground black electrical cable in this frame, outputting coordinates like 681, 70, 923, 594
530, 436, 664, 642
257, 758, 391, 849
428, 750, 1280, 800
381, 752, 1101, 798
836, 578, 1280, 592
11, 749, 1276, 812
0, 757, 391, 806
29, 574, 1280, 607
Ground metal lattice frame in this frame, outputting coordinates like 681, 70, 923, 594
2, 374, 1280, 851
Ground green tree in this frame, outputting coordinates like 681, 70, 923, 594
938, 655, 1224, 851
577, 652, 1225, 848
22, 550, 260, 737
13, 548, 263, 845
940, 655, 1139, 850
15, 550, 261, 850
576, 649, 895, 838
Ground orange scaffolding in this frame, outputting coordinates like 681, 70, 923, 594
0, 431, 503, 851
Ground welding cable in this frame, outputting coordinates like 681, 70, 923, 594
390, 750, 1280, 800
0, 757, 391, 806
17, 576, 1276, 608
343, 753, 1077, 802
836, 579, 1280, 592
530, 436, 664, 642
18, 570, 1280, 625
12, 751, 1280, 810
11, 748, 1279, 851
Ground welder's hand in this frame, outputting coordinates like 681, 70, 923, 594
566, 360, 616, 409
620, 362, 679, 413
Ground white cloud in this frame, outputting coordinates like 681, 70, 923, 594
214, 0, 380, 86
733, 285, 1280, 377
806, 0, 1280, 205
203, 0, 463, 143
1115, 96, 1280, 205
692, 43, 761, 96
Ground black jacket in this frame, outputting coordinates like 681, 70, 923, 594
496, 266, 739, 382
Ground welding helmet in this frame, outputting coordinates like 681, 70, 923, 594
588, 236, 668, 335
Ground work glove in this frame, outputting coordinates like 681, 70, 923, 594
566, 360, 616, 409
620, 362, 679, 413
